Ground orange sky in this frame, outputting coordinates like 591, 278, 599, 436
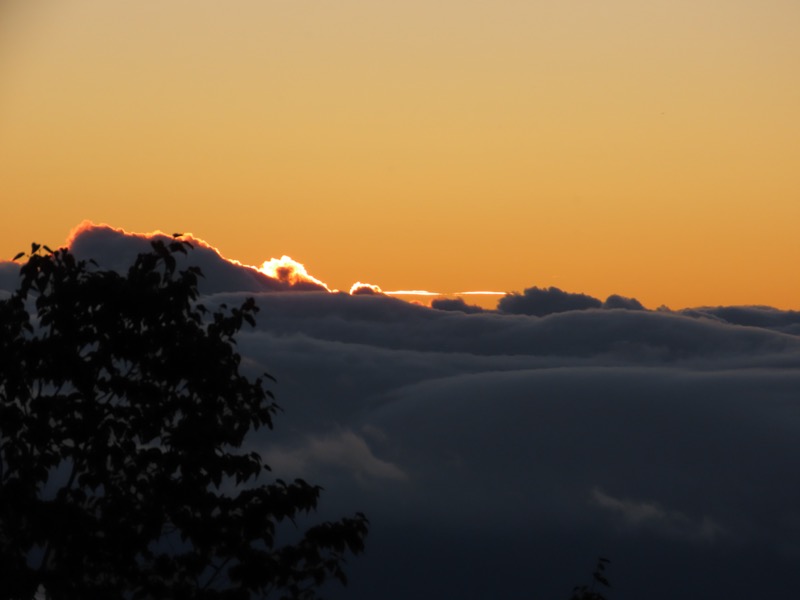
1, 0, 798, 309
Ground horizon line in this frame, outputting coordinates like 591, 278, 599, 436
384, 290, 507, 297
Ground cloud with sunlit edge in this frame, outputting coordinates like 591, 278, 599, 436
349, 282, 384, 296
258, 255, 330, 292
61, 221, 331, 294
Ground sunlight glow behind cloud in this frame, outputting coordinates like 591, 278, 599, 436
349, 282, 384, 295
258, 255, 331, 292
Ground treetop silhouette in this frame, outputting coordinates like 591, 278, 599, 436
0, 238, 368, 600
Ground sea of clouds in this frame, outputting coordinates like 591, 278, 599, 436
3, 223, 800, 599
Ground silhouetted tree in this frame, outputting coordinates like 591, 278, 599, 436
0, 240, 368, 600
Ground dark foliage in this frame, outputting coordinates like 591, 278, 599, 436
0, 240, 368, 600
569, 557, 611, 600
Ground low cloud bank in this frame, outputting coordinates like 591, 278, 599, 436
498, 286, 649, 316
679, 305, 800, 335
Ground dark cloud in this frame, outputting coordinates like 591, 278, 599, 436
349, 282, 384, 296
603, 293, 646, 310
3, 224, 800, 599
232, 292, 798, 363
0, 262, 19, 299
499, 285, 602, 316
680, 305, 800, 335
65, 221, 329, 294
207, 289, 800, 600
430, 297, 484, 314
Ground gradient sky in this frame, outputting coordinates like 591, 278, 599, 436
1, 0, 798, 309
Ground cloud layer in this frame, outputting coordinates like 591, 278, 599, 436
2, 224, 800, 599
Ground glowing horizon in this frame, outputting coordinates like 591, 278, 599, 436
2, 220, 799, 311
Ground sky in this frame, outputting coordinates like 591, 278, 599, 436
1, 0, 799, 309
3, 225, 800, 598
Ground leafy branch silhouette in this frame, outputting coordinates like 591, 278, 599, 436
569, 557, 612, 600
0, 239, 367, 599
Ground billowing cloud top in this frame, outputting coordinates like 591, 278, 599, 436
499, 285, 604, 315
603, 293, 646, 310
3, 223, 800, 599
62, 222, 330, 294
430, 296, 484, 314
349, 281, 384, 296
